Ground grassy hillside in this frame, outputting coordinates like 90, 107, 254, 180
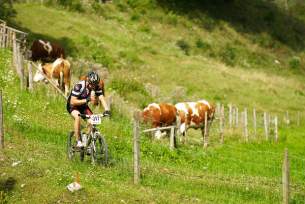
9, 2, 305, 112
1, 1, 305, 203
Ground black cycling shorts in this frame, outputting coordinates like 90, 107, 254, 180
66, 104, 93, 116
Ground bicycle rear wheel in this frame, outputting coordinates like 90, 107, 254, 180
91, 133, 108, 166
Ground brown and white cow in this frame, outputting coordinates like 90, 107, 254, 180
141, 103, 177, 139
175, 99, 215, 143
30, 39, 65, 62
34, 58, 71, 96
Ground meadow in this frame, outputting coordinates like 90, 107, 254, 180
1, 1, 305, 203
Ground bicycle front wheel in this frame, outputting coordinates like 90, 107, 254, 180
91, 133, 108, 166
67, 131, 75, 160
67, 131, 84, 162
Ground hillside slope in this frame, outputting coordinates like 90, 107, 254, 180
9, 2, 305, 112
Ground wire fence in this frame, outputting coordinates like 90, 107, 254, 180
132, 106, 305, 203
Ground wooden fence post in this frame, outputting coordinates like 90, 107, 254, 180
169, 126, 175, 150
216, 102, 221, 119
282, 148, 289, 204
133, 111, 140, 184
3, 25, 7, 48
17, 43, 25, 89
12, 32, 17, 69
253, 108, 257, 138
244, 108, 248, 142
235, 107, 239, 128
274, 116, 278, 143
285, 111, 290, 126
28, 61, 33, 91
0, 91, 3, 149
232, 105, 235, 128
264, 112, 269, 140
220, 104, 224, 144
228, 104, 232, 129
203, 111, 208, 148
0, 24, 4, 48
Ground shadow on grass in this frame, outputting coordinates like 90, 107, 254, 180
0, 177, 16, 192
156, 0, 305, 51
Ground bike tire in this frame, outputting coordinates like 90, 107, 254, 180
67, 131, 84, 162
67, 131, 75, 160
91, 133, 108, 166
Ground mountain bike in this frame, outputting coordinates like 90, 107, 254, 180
67, 113, 109, 166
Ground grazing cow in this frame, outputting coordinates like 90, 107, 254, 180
142, 103, 177, 139
175, 100, 215, 143
30, 39, 65, 62
33, 58, 71, 96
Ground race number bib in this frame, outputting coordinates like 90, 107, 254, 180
90, 115, 101, 125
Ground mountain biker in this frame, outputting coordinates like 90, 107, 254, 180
66, 71, 111, 148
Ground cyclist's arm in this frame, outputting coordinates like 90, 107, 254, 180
70, 96, 87, 106
98, 95, 110, 111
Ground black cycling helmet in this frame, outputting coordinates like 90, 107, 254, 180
87, 71, 100, 86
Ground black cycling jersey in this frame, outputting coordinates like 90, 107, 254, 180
66, 80, 104, 113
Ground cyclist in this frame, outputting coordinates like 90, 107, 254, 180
66, 71, 111, 148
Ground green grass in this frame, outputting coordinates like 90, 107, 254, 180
1, 1, 305, 203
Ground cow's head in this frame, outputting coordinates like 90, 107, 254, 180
33, 64, 45, 82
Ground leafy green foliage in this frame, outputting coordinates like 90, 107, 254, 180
0, 0, 16, 20
219, 44, 237, 66
79, 36, 115, 69
109, 78, 152, 107
289, 56, 301, 69
176, 39, 191, 55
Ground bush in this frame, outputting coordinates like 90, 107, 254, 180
109, 78, 152, 107
289, 56, 301, 69
0, 0, 16, 20
79, 36, 115, 69
220, 44, 237, 66
118, 50, 143, 70
195, 38, 211, 53
176, 39, 191, 55
165, 11, 178, 26
91, 2, 108, 17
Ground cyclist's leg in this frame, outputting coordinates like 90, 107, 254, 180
84, 106, 93, 135
71, 110, 81, 143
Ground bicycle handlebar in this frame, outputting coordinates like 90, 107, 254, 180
78, 113, 109, 119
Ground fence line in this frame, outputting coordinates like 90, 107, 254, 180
0, 90, 3, 149
133, 109, 302, 202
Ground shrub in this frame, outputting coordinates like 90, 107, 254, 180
165, 11, 178, 26
91, 2, 108, 17
289, 56, 301, 69
109, 78, 152, 107
195, 38, 211, 52
176, 39, 191, 55
220, 44, 237, 66
118, 50, 143, 70
79, 36, 115, 69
